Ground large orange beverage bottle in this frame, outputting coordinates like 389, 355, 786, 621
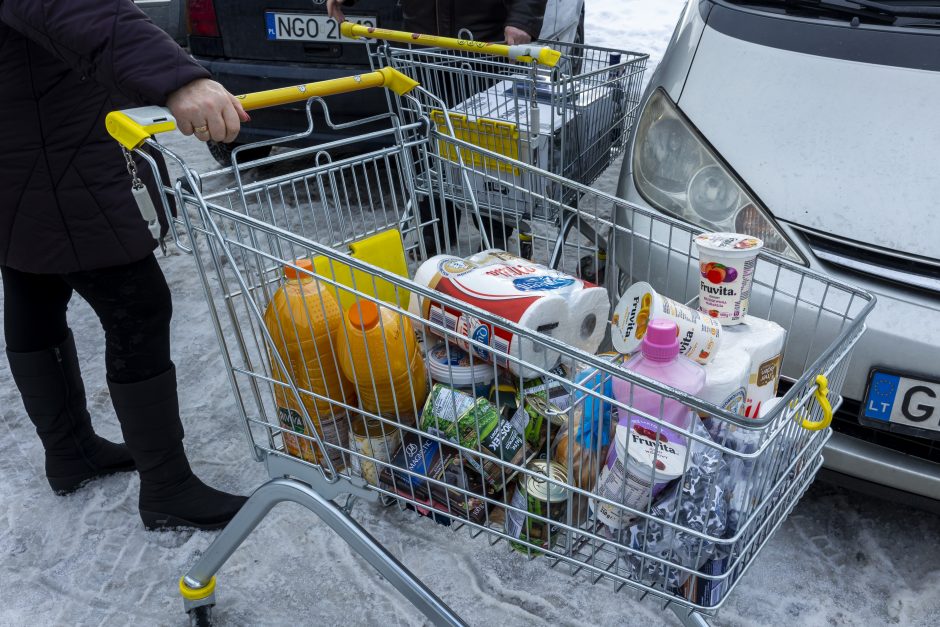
337, 300, 428, 425
263, 259, 356, 464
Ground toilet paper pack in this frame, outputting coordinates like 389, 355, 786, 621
719, 316, 787, 419
700, 348, 751, 416
467, 249, 610, 354
700, 348, 759, 452
410, 255, 570, 378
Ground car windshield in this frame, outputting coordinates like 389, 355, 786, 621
725, 0, 940, 27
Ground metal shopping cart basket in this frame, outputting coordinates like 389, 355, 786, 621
345, 23, 647, 276
107, 63, 873, 627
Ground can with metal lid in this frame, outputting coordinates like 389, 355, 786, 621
349, 417, 401, 487
505, 460, 569, 554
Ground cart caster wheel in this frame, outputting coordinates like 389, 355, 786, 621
188, 605, 213, 627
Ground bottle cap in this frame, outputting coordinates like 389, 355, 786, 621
283, 258, 314, 280
641, 319, 680, 362
349, 300, 379, 331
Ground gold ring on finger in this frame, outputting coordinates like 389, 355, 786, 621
194, 125, 209, 134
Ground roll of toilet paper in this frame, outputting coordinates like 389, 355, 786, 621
410, 254, 569, 377
567, 286, 610, 354
700, 348, 751, 415
700, 347, 751, 446
720, 315, 787, 419
468, 249, 610, 353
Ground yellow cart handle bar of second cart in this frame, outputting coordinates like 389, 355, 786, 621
340, 22, 562, 68
105, 66, 419, 150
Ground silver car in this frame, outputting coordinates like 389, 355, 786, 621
614, 0, 940, 505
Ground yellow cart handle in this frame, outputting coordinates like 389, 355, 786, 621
340, 22, 562, 68
106, 67, 418, 150
799, 375, 833, 431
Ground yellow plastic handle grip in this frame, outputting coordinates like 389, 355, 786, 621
106, 67, 418, 150
340, 22, 561, 68
236, 66, 418, 110
799, 375, 833, 431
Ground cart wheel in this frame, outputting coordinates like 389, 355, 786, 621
188, 605, 213, 627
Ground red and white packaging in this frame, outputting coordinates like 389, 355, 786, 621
409, 254, 573, 377
467, 250, 610, 355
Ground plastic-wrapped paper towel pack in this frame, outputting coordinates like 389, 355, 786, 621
409, 251, 609, 377
720, 315, 786, 419
467, 250, 610, 354
699, 347, 751, 416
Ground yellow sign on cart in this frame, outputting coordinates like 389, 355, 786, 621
314, 229, 410, 310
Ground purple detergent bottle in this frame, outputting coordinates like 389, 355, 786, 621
592, 319, 706, 531
614, 318, 706, 461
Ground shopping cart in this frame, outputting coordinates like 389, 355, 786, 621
107, 63, 873, 627
344, 23, 647, 277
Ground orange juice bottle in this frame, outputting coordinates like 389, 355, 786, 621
337, 300, 428, 425
264, 259, 355, 463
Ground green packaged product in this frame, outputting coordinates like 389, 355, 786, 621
420, 384, 526, 493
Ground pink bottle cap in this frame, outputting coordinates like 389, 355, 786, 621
641, 319, 680, 362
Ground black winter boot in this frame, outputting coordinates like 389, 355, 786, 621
7, 331, 136, 494
108, 365, 247, 531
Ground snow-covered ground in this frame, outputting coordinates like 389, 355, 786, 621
2, 1, 940, 626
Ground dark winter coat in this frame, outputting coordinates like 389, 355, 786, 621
0, 0, 210, 274
400, 0, 547, 41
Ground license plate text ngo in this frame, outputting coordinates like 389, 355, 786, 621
265, 13, 377, 42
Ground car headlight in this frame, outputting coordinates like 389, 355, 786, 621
632, 89, 803, 263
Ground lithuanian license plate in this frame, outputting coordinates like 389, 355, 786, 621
265, 13, 377, 42
860, 368, 940, 439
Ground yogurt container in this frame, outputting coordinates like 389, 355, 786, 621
426, 343, 495, 398
693, 233, 764, 325
611, 281, 721, 365
591, 422, 688, 530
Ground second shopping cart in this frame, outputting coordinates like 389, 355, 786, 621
346, 23, 648, 275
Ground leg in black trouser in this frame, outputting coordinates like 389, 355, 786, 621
2, 256, 245, 528
2, 266, 136, 493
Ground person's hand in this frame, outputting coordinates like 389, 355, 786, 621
166, 78, 249, 144
504, 26, 532, 45
327, 0, 346, 22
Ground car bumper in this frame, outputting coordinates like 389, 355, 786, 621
615, 161, 940, 501
195, 57, 395, 145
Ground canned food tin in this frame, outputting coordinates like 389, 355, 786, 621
505, 460, 569, 554
278, 408, 349, 469
349, 417, 402, 487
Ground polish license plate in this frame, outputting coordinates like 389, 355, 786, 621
860, 368, 940, 438
265, 13, 377, 42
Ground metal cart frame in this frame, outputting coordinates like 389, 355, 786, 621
107, 61, 874, 627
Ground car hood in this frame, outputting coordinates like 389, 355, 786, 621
677, 25, 940, 260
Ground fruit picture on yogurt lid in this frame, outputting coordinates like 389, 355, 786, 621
700, 261, 738, 284
693, 232, 764, 253
733, 237, 761, 250
633, 424, 668, 443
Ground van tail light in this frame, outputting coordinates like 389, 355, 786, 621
187, 0, 220, 38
